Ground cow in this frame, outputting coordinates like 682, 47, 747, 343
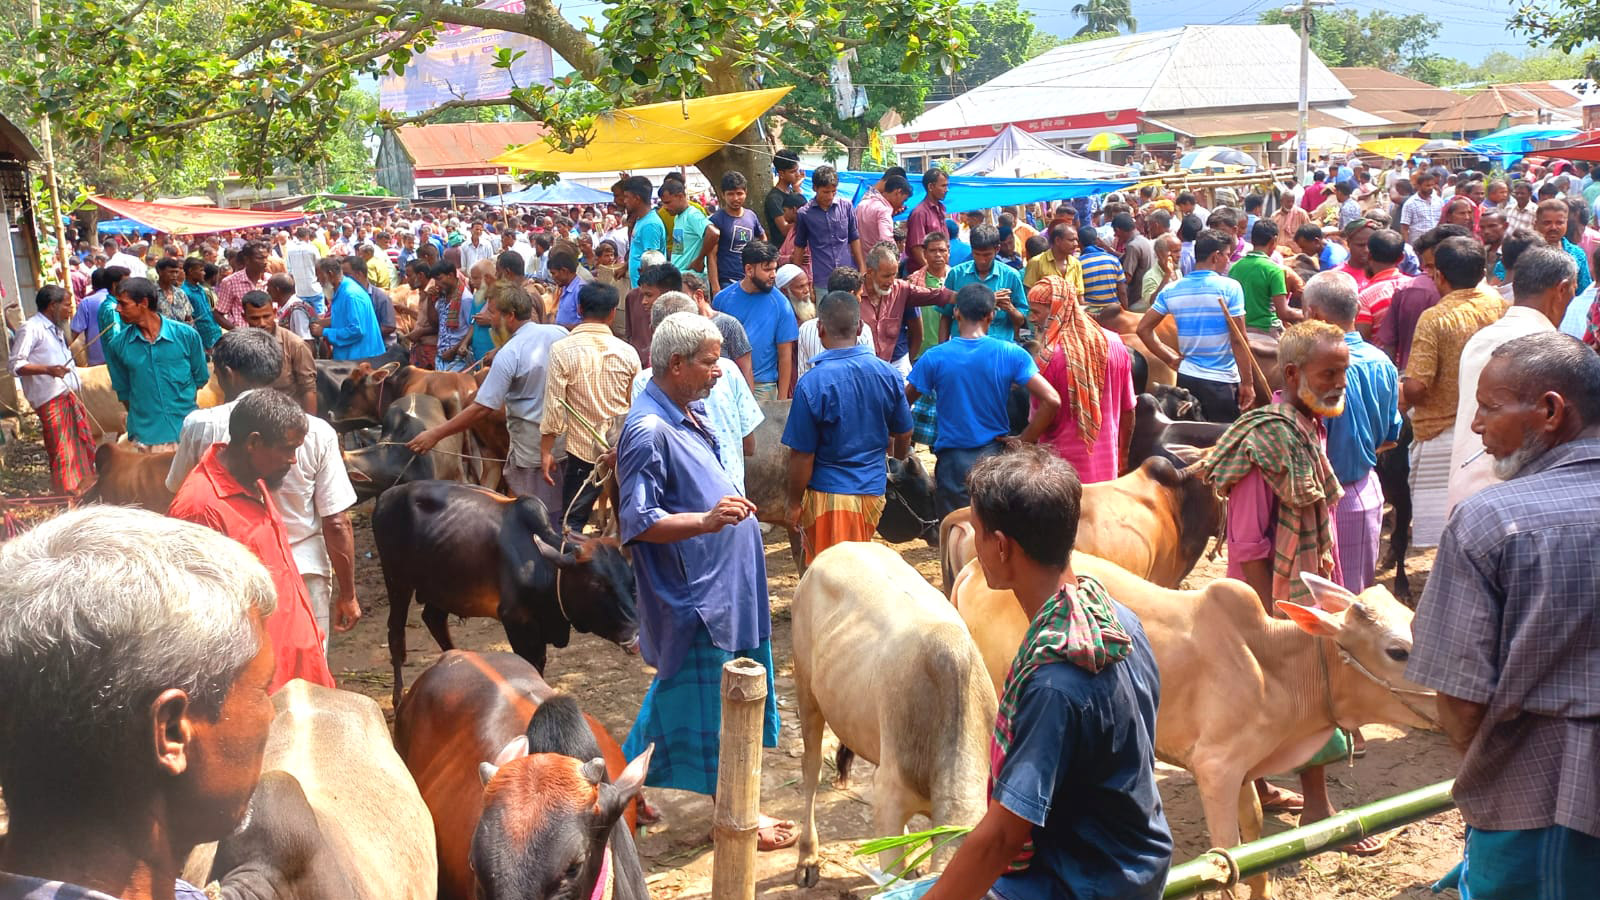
182, 681, 437, 900
343, 393, 464, 501
81, 443, 176, 511
314, 345, 409, 422
1147, 382, 1203, 421
394, 650, 648, 900
873, 453, 939, 544
75, 365, 125, 438
951, 554, 1436, 899
940, 455, 1221, 594
1126, 392, 1227, 470
373, 480, 639, 707
791, 542, 995, 887
1092, 304, 1180, 387
329, 358, 507, 490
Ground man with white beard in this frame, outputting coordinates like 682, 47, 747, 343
1409, 331, 1600, 899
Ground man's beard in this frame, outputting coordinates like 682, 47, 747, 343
1492, 431, 1552, 480
1297, 381, 1346, 418
749, 274, 773, 292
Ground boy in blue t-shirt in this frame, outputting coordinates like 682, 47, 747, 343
906, 283, 1060, 518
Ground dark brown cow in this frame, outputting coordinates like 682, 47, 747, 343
331, 360, 507, 490
394, 651, 647, 900
1126, 392, 1227, 470
82, 443, 176, 511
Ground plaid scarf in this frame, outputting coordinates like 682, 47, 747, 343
1199, 401, 1342, 606
1029, 275, 1107, 449
990, 575, 1131, 870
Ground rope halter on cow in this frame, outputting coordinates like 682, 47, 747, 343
1315, 634, 1438, 732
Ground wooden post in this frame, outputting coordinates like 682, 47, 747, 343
711, 657, 767, 900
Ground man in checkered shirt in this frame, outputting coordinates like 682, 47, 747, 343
1407, 331, 1600, 899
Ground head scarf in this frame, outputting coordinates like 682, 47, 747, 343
1029, 275, 1108, 449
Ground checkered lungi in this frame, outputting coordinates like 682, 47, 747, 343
1334, 469, 1384, 593
36, 391, 96, 495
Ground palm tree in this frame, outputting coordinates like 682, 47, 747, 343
1071, 0, 1136, 36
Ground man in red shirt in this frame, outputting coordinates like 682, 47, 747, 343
169, 389, 334, 691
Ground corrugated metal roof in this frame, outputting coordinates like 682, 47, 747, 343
1421, 83, 1583, 135
1144, 106, 1375, 139
890, 25, 1352, 138
394, 122, 549, 172
1330, 67, 1459, 118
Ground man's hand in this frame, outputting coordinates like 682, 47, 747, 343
701, 495, 758, 533
542, 451, 558, 486
47, 364, 71, 379
407, 428, 441, 454
473, 308, 494, 325
1237, 382, 1256, 411
333, 594, 362, 632
785, 501, 803, 531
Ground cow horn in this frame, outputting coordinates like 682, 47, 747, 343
478, 762, 499, 786
533, 534, 577, 567
580, 757, 607, 786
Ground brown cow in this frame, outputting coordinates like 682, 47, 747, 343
332, 361, 506, 490
393, 651, 647, 900
1093, 305, 1180, 387
82, 443, 176, 511
75, 365, 125, 438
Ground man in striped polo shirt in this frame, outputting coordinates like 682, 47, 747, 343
1077, 227, 1127, 310
1135, 228, 1256, 421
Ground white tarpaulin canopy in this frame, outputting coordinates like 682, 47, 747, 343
953, 125, 1131, 179
1280, 126, 1360, 153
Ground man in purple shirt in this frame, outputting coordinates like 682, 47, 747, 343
905, 168, 951, 272
793, 164, 866, 291
856, 173, 912, 253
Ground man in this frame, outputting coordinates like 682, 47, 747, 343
792, 165, 865, 290
10, 286, 96, 496
613, 174, 651, 285
549, 245, 586, 328
775, 263, 813, 320
712, 241, 799, 401
910, 230, 955, 348
1022, 223, 1084, 294
285, 225, 323, 314
1408, 332, 1600, 900
1293, 223, 1348, 272
1304, 273, 1401, 592
617, 311, 794, 851
311, 256, 385, 360
460, 219, 496, 271
168, 389, 334, 690
1534, 197, 1594, 295
1114, 212, 1154, 301
781, 290, 913, 563
104, 277, 209, 450
1335, 180, 1363, 229
1334, 218, 1374, 290
343, 255, 396, 346
907, 284, 1060, 518
364, 237, 397, 290
921, 445, 1171, 900
1138, 228, 1256, 421
0, 506, 277, 900
167, 329, 358, 653
710, 171, 765, 291
215, 239, 273, 330
1300, 171, 1331, 214
153, 257, 198, 330
859, 241, 953, 373
432, 262, 474, 373
1077, 227, 1127, 310
1480, 209, 1510, 280
71, 265, 127, 366
1231, 220, 1300, 342
1503, 179, 1537, 232
408, 285, 569, 511
763, 148, 804, 241
1176, 191, 1210, 224
1446, 246, 1571, 515
178, 256, 223, 349
1028, 275, 1136, 483
240, 290, 317, 413
541, 282, 642, 532
1375, 224, 1474, 366
267, 272, 314, 340
945, 224, 1029, 345
664, 180, 716, 289
1400, 169, 1446, 243
105, 237, 148, 277
1402, 236, 1508, 549
856, 173, 911, 252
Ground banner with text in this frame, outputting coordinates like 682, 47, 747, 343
379, 0, 555, 115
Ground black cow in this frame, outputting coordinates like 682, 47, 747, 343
1148, 382, 1204, 421
1375, 418, 1414, 601
374, 481, 638, 707
876, 454, 940, 544
1127, 392, 1228, 470
343, 393, 463, 501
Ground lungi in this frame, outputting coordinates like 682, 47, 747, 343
911, 390, 938, 448
1333, 469, 1384, 593
1408, 432, 1452, 549
752, 381, 779, 402
1447, 825, 1600, 900
622, 630, 780, 795
800, 490, 886, 565
36, 391, 96, 495
302, 572, 331, 654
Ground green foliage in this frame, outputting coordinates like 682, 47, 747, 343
1426, 48, 1591, 87
854, 825, 973, 890
772, 38, 934, 166
924, 0, 1060, 102
1511, 1, 1600, 80
1258, 7, 1443, 83
1071, 0, 1135, 37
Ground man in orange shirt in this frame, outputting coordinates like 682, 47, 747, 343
169, 389, 334, 691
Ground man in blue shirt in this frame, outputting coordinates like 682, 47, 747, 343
907, 283, 1060, 518
1293, 222, 1349, 272
781, 291, 914, 564
945, 224, 1029, 345
103, 277, 209, 449
549, 246, 584, 328
922, 445, 1171, 900
70, 265, 130, 366
310, 257, 386, 360
712, 240, 799, 401
1304, 271, 1402, 593
1137, 228, 1256, 422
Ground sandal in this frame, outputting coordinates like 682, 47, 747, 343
1257, 784, 1305, 814
1339, 830, 1394, 856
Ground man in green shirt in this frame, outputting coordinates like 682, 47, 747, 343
1229, 219, 1302, 339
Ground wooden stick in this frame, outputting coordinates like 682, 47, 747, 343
711, 657, 768, 900
1217, 298, 1272, 408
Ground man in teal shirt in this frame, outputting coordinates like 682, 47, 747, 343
311, 257, 386, 360
943, 224, 1028, 344
103, 277, 209, 448
628, 180, 668, 288
664, 181, 716, 287
179, 256, 223, 349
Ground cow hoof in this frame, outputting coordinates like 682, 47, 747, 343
796, 864, 820, 888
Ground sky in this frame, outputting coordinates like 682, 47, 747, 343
1018, 0, 1527, 64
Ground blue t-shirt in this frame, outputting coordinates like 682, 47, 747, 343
944, 259, 1029, 345
948, 237, 973, 266
1318, 241, 1350, 271
554, 277, 583, 328
712, 282, 799, 384
710, 208, 765, 290
628, 212, 669, 287
781, 345, 914, 495
991, 601, 1172, 900
1149, 270, 1245, 383
907, 336, 1036, 451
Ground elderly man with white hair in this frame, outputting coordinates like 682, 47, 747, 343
616, 311, 795, 851
0, 506, 278, 900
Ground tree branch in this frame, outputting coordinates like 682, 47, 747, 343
382, 95, 535, 126
298, 0, 603, 77
771, 104, 857, 148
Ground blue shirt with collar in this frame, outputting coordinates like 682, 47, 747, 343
617, 380, 770, 679
907, 335, 1037, 451
943, 258, 1029, 344
781, 344, 914, 496
178, 281, 222, 349
324, 276, 386, 360
1324, 331, 1403, 485
554, 277, 584, 328
103, 316, 209, 445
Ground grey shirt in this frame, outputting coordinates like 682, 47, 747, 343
713, 312, 751, 362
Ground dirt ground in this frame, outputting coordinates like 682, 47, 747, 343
1, 427, 1465, 899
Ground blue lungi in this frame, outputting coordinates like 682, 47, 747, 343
1442, 825, 1600, 900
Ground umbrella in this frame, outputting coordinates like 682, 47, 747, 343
1417, 139, 1469, 154
1281, 127, 1359, 154
1180, 147, 1258, 172
1082, 132, 1131, 153
1358, 137, 1427, 160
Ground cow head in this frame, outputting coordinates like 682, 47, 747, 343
331, 361, 401, 425
1141, 457, 1222, 581
1149, 383, 1202, 421
472, 742, 651, 900
878, 455, 939, 545
531, 534, 639, 653
1278, 573, 1438, 731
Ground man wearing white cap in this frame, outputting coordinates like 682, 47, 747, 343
775, 263, 814, 322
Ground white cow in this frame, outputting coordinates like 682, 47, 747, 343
791, 541, 997, 887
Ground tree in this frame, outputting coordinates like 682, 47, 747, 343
771, 40, 933, 170
1071, 0, 1135, 38
1510, 2, 1600, 80
1427, 48, 1590, 86
1257, 8, 1443, 84
3, 0, 968, 199
925, 0, 1061, 101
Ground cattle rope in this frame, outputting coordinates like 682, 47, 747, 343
373, 441, 510, 464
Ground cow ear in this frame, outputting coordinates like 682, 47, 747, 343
370, 362, 400, 384
533, 534, 577, 567
492, 735, 529, 767
594, 745, 652, 823
479, 762, 500, 786
1299, 571, 1353, 612
1275, 599, 1343, 637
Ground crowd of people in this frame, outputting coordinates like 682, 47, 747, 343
5, 145, 1600, 900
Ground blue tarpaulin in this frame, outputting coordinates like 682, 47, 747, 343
1466, 124, 1580, 165
484, 179, 615, 206
802, 170, 1138, 220
95, 217, 156, 235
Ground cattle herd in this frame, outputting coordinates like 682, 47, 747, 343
45, 343, 1441, 900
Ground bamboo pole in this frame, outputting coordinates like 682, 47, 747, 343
1217, 297, 1272, 409
30, 0, 71, 288
1162, 779, 1456, 898
711, 657, 767, 900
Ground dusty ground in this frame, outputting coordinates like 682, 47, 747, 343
2, 428, 1464, 899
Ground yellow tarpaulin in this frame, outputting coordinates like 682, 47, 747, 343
491, 86, 792, 172
1357, 138, 1427, 160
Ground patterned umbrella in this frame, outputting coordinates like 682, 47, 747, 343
1179, 147, 1258, 171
